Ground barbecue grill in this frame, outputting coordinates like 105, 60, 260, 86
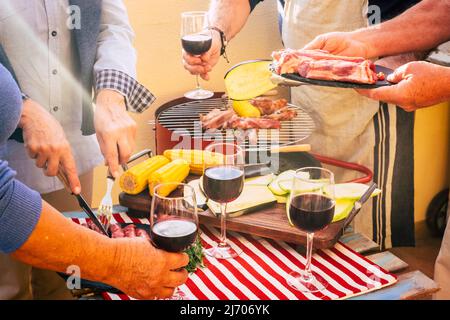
152, 93, 373, 183
152, 93, 315, 154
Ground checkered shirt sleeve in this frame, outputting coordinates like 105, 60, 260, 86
95, 69, 155, 113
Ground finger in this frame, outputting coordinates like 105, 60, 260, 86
60, 150, 81, 195
100, 136, 120, 178
183, 60, 207, 75
386, 64, 408, 83
165, 269, 189, 288
200, 50, 212, 63
355, 86, 401, 104
183, 51, 203, 65
35, 153, 48, 169
25, 142, 39, 160
117, 136, 132, 165
44, 153, 60, 177
157, 287, 176, 299
200, 72, 210, 81
166, 252, 189, 270
303, 35, 325, 51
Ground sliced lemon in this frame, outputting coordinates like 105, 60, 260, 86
268, 170, 296, 196
326, 183, 382, 200
332, 199, 356, 223
232, 100, 261, 118
225, 60, 277, 101
274, 195, 288, 204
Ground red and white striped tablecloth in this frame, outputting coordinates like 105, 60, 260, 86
72, 213, 397, 300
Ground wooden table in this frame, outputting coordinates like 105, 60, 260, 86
64, 205, 440, 300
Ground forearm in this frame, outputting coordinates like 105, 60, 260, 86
12, 201, 120, 284
209, 0, 252, 41
438, 66, 450, 102
355, 0, 450, 58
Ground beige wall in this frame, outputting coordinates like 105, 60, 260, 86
88, 1, 449, 224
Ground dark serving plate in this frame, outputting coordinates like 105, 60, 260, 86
280, 65, 394, 89
59, 223, 151, 294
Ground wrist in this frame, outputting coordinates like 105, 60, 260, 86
18, 99, 34, 129
96, 89, 126, 110
97, 237, 125, 286
351, 29, 380, 59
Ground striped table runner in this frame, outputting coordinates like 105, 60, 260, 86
72, 213, 397, 300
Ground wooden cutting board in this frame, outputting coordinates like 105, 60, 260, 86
119, 180, 349, 250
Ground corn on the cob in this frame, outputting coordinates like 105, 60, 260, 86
163, 149, 224, 175
149, 159, 190, 197
119, 156, 170, 195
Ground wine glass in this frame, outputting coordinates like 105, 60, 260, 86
202, 143, 245, 259
150, 182, 199, 300
181, 11, 214, 100
287, 167, 335, 293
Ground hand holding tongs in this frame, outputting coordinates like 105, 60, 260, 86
57, 168, 110, 237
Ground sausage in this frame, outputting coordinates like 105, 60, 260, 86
110, 223, 125, 238
87, 220, 102, 234
123, 224, 137, 238
135, 228, 150, 241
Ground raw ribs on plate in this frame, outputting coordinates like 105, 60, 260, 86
272, 49, 383, 84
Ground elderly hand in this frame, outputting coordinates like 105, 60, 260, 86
111, 238, 189, 300
356, 61, 450, 112
303, 31, 375, 59
183, 31, 221, 81
94, 90, 137, 178
19, 99, 81, 194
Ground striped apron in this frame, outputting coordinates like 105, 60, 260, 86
281, 0, 415, 248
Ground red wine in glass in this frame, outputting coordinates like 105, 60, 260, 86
287, 167, 335, 294
289, 194, 335, 233
203, 166, 244, 203
202, 143, 245, 260
181, 11, 214, 100
181, 34, 212, 56
151, 219, 198, 253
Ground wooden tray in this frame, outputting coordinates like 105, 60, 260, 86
119, 182, 349, 250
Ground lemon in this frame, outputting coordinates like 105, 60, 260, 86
225, 60, 277, 101
326, 183, 382, 200
268, 170, 296, 196
232, 100, 261, 118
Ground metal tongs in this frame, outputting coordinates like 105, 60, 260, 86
343, 182, 378, 230
57, 169, 110, 237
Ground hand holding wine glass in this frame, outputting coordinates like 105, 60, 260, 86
181, 11, 214, 100
150, 182, 199, 299
202, 143, 245, 259
288, 167, 335, 293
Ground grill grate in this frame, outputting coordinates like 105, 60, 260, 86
154, 98, 315, 150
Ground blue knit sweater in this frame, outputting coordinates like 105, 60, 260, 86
0, 64, 42, 253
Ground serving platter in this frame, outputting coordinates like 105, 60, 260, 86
278, 65, 394, 89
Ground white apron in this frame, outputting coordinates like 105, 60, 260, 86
281, 0, 405, 248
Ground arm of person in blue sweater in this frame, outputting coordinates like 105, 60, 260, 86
0, 64, 188, 299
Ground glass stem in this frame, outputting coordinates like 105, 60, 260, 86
195, 75, 201, 90
219, 203, 228, 247
303, 232, 314, 281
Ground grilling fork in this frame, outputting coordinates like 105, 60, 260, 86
97, 149, 154, 229
97, 173, 115, 231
